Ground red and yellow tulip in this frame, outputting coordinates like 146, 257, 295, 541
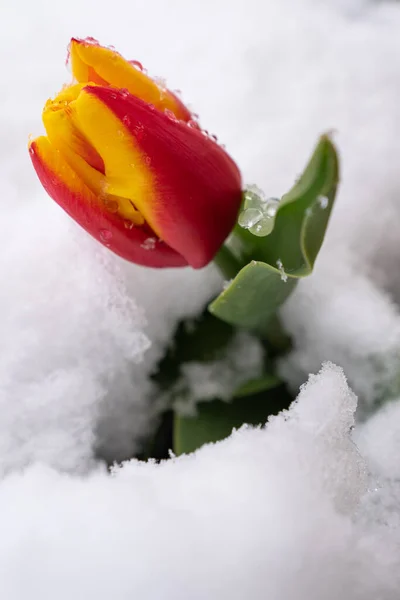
29, 37, 242, 268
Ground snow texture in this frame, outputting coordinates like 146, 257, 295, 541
0, 196, 222, 473
173, 332, 265, 414
0, 364, 399, 600
2, 0, 400, 596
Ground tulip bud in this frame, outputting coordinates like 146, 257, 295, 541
29, 38, 242, 268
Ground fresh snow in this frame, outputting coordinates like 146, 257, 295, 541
0, 364, 398, 599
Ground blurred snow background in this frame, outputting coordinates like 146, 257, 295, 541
1, 0, 400, 596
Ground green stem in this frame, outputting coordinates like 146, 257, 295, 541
213, 244, 242, 280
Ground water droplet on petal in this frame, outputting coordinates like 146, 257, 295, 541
145, 156, 152, 166
119, 88, 130, 98
124, 221, 134, 230
187, 119, 200, 130
99, 229, 113, 244
131, 60, 144, 71
122, 115, 131, 126
103, 198, 119, 213
134, 124, 145, 140
154, 76, 167, 89
141, 237, 156, 250
164, 109, 178, 122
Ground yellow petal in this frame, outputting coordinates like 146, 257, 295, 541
42, 85, 146, 226
69, 38, 181, 117
72, 87, 155, 229
29, 135, 98, 206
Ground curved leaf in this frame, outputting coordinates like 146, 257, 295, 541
209, 135, 339, 332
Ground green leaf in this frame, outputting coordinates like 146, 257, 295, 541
210, 134, 339, 333
210, 260, 298, 332
174, 383, 292, 455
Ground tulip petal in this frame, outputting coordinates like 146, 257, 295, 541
85, 86, 243, 268
72, 87, 157, 230
69, 38, 191, 122
29, 136, 187, 268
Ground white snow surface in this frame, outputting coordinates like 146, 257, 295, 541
2, 0, 400, 596
0, 364, 399, 600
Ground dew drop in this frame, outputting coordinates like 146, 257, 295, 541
243, 190, 262, 210
99, 229, 113, 244
145, 156, 152, 166
276, 259, 288, 283
238, 208, 263, 229
249, 217, 274, 237
119, 88, 130, 98
154, 76, 167, 90
124, 221, 134, 230
240, 187, 281, 236
318, 195, 329, 209
164, 109, 178, 122
110, 92, 118, 100
264, 198, 280, 217
134, 124, 145, 140
141, 237, 156, 250
122, 115, 131, 126
103, 198, 119, 213
188, 119, 200, 130
130, 60, 144, 71
85, 36, 99, 45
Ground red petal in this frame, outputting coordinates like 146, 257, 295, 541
86, 86, 242, 268
29, 139, 187, 268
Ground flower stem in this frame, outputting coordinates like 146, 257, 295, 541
213, 244, 242, 280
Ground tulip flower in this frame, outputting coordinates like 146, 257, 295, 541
29, 37, 242, 268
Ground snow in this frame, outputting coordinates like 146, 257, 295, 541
0, 195, 221, 473
174, 332, 265, 414
279, 252, 400, 416
0, 364, 398, 600
2, 0, 400, 596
